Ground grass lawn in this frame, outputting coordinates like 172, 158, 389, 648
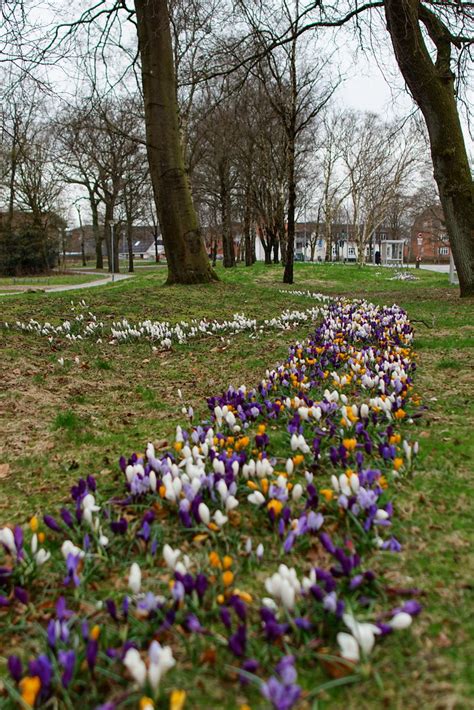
0, 272, 104, 293
0, 263, 473, 709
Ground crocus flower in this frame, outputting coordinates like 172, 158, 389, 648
0, 527, 16, 555
43, 515, 62, 533
7, 655, 23, 682
128, 563, 141, 594
58, 649, 76, 688
148, 641, 176, 691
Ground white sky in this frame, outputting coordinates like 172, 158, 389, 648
6, 2, 471, 227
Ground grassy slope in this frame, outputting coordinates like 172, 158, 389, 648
0, 263, 473, 709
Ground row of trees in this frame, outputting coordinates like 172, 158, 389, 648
0, 79, 427, 275
1, 1, 473, 294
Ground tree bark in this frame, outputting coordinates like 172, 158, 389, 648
260, 227, 273, 265
219, 159, 235, 268
90, 196, 103, 270
127, 221, 134, 273
244, 184, 253, 266
384, 0, 474, 297
283, 133, 296, 283
134, 0, 218, 285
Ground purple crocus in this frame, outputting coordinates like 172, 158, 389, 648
110, 518, 128, 534
64, 553, 81, 587
7, 655, 22, 682
184, 613, 205, 633
28, 655, 53, 691
43, 514, 62, 533
58, 649, 76, 688
261, 655, 301, 710
14, 586, 28, 605
228, 624, 247, 657
86, 639, 99, 671
60, 508, 75, 529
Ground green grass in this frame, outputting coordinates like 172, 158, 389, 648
0, 262, 473, 708
0, 272, 102, 288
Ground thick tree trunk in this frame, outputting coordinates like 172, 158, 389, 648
384, 0, 474, 297
134, 0, 218, 285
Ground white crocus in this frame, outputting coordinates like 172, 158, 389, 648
148, 641, 175, 691
247, 491, 265, 506
213, 510, 228, 528
337, 632, 361, 662
198, 502, 210, 525
0, 527, 16, 555
128, 562, 142, 594
292, 483, 303, 501
35, 548, 51, 565
82, 494, 100, 525
123, 648, 147, 685
349, 475, 360, 494
61, 540, 84, 559
163, 544, 181, 570
342, 613, 381, 657
225, 495, 239, 512
390, 612, 413, 630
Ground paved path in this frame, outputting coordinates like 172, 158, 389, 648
0, 272, 134, 297
405, 263, 450, 274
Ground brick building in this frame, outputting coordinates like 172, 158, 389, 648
409, 205, 450, 264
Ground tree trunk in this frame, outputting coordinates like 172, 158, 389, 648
244, 186, 253, 267
90, 198, 103, 270
219, 159, 235, 268
127, 221, 134, 273
103, 203, 120, 274
273, 238, 279, 264
134, 0, 218, 285
284, 132, 296, 284
261, 229, 273, 265
384, 0, 474, 297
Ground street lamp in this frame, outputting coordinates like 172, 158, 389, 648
109, 220, 116, 282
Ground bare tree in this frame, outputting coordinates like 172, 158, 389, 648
340, 113, 422, 265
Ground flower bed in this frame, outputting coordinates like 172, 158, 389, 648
1, 295, 331, 350
0, 297, 421, 709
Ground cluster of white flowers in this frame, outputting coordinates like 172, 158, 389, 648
3, 298, 333, 350
389, 271, 420, 281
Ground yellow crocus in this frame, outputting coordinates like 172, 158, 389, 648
170, 689, 186, 710
19, 676, 41, 707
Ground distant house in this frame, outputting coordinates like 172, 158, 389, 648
257, 222, 405, 264
67, 224, 165, 260
409, 205, 450, 263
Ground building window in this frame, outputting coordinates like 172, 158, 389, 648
348, 246, 355, 256
439, 247, 449, 255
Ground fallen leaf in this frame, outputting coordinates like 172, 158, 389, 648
0, 464, 11, 479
